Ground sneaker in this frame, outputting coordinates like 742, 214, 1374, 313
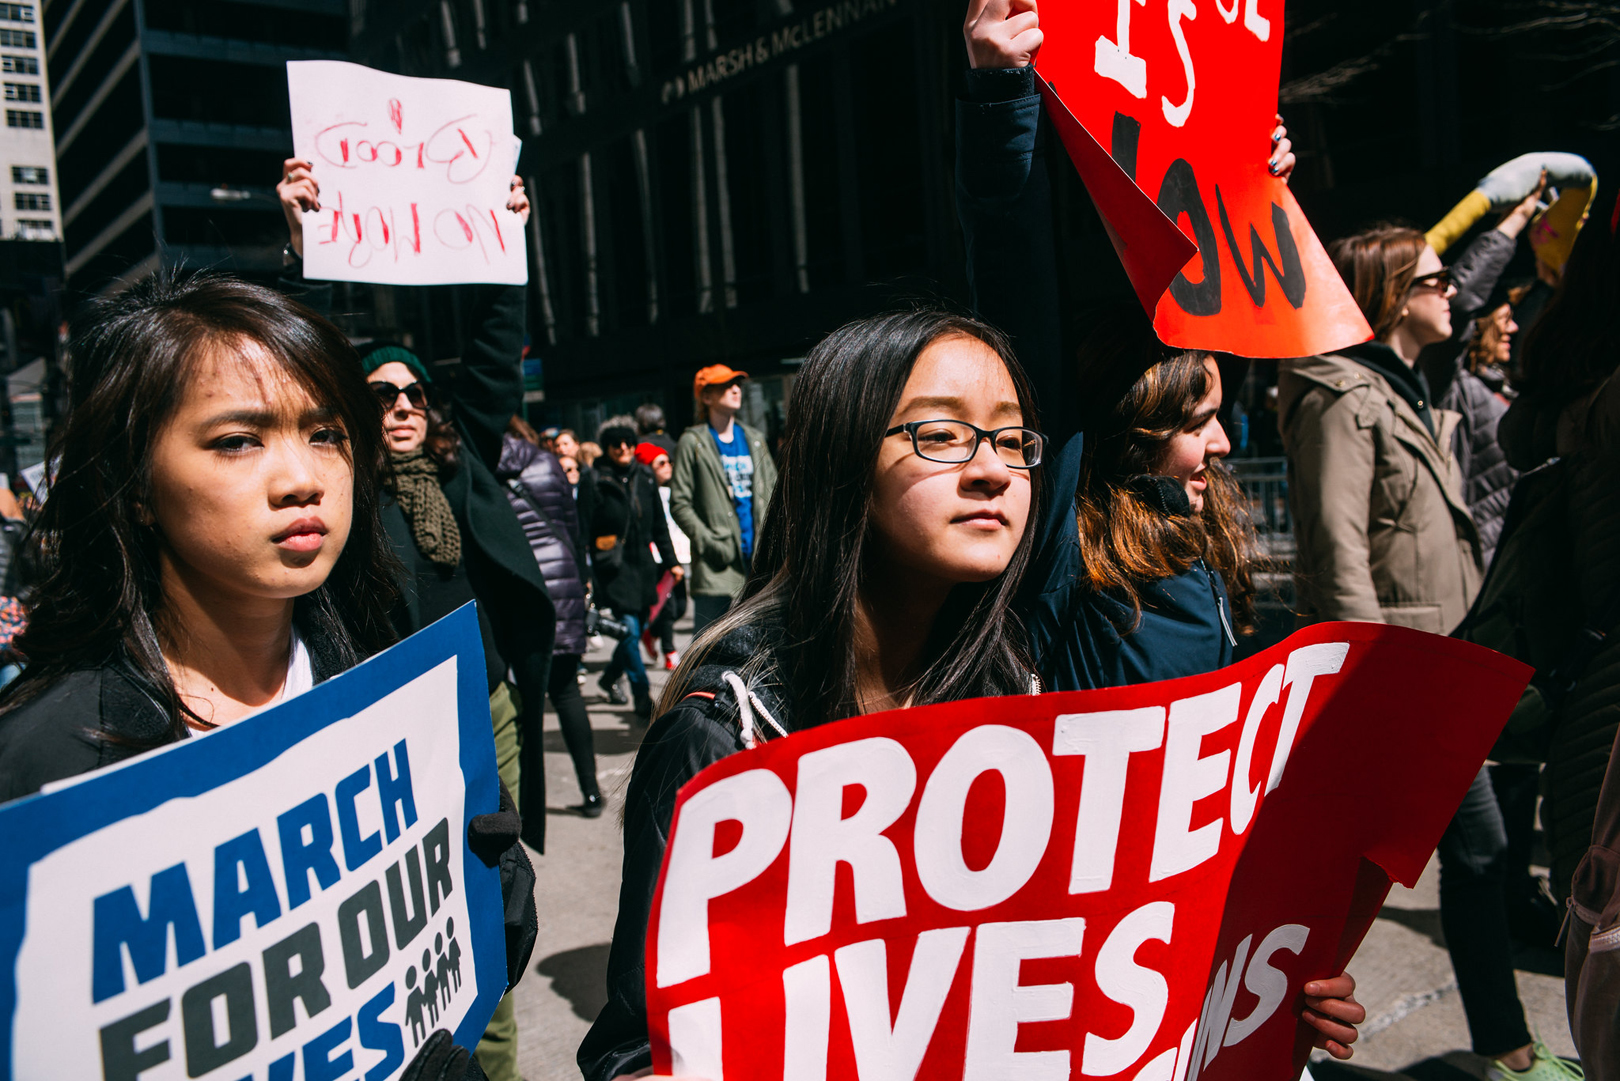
597, 674, 629, 705
664, 650, 681, 670
575, 793, 604, 818
1487, 1041, 1585, 1081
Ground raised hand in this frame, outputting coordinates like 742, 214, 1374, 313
278, 157, 320, 257
1301, 972, 1366, 1060
1270, 115, 1297, 182
507, 175, 531, 226
964, 0, 1041, 70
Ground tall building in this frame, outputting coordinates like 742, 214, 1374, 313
43, 0, 348, 296
350, 0, 969, 440
0, 1, 60, 243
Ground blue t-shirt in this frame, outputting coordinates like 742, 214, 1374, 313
709, 424, 755, 561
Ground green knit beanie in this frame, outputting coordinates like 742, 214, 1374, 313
360, 343, 432, 385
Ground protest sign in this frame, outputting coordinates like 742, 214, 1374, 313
0, 605, 506, 1081
645, 623, 1529, 1080
287, 60, 528, 287
1035, 0, 1371, 359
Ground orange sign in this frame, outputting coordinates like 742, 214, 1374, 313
1036, 0, 1370, 358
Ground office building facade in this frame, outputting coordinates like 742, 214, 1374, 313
0, 2, 61, 243
44, 0, 347, 295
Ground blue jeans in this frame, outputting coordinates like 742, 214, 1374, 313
603, 611, 648, 691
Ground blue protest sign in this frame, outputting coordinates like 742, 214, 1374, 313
0, 604, 505, 1081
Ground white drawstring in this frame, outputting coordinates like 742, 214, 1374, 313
721, 671, 787, 747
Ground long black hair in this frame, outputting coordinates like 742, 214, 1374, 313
0, 270, 401, 739
663, 308, 1043, 729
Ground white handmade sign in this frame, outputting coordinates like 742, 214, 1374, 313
287, 60, 528, 286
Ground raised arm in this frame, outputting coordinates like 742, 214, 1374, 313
956, 0, 1071, 438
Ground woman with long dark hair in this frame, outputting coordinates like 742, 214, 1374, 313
0, 271, 399, 778
0, 269, 535, 1081
577, 308, 1364, 1081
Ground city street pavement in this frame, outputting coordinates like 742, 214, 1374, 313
513, 615, 1579, 1081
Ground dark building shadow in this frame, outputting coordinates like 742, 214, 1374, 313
537, 942, 612, 1024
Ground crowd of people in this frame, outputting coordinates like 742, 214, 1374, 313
0, 1, 1613, 1079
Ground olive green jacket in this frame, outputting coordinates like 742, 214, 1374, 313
669, 421, 778, 597
1278, 351, 1482, 634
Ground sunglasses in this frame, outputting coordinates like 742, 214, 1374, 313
369, 380, 427, 410
1410, 268, 1453, 293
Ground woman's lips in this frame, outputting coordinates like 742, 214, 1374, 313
955, 510, 1009, 528
273, 518, 328, 553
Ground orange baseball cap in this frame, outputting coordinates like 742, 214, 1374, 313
693, 364, 748, 397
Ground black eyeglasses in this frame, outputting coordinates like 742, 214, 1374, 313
884, 419, 1045, 468
369, 380, 427, 410
1410, 268, 1453, 293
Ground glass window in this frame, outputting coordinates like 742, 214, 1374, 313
4, 108, 42, 128
14, 191, 49, 210
3, 81, 38, 101
0, 28, 36, 47
0, 5, 34, 24
1, 55, 36, 74
10, 165, 45, 184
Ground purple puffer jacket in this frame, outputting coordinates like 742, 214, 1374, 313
497, 435, 588, 655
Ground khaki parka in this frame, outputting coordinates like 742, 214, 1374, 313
1278, 351, 1483, 633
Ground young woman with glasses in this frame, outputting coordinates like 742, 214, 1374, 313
578, 308, 1363, 1081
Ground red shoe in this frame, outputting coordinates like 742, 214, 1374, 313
664, 650, 681, 670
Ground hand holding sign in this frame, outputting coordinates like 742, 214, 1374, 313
286, 61, 528, 286
1029, 0, 1370, 358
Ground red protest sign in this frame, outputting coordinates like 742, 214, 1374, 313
644, 624, 1528, 1079
1035, 0, 1371, 359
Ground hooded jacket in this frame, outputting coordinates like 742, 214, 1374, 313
497, 435, 589, 655
591, 459, 677, 616
1277, 348, 1482, 633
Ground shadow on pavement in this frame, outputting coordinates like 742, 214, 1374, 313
1311, 1050, 1481, 1080
536, 942, 612, 1023
1376, 905, 1446, 949
542, 726, 645, 757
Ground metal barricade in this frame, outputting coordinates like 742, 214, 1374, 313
1226, 456, 1296, 645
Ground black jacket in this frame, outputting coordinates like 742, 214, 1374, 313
285, 271, 556, 850
591, 460, 676, 616
498, 435, 589, 655
0, 631, 347, 803
955, 67, 1235, 690
578, 620, 793, 1081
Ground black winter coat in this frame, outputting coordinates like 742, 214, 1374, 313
578, 620, 794, 1081
1420, 227, 1519, 566
955, 67, 1236, 690
498, 435, 589, 655
591, 460, 676, 616
285, 270, 556, 850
